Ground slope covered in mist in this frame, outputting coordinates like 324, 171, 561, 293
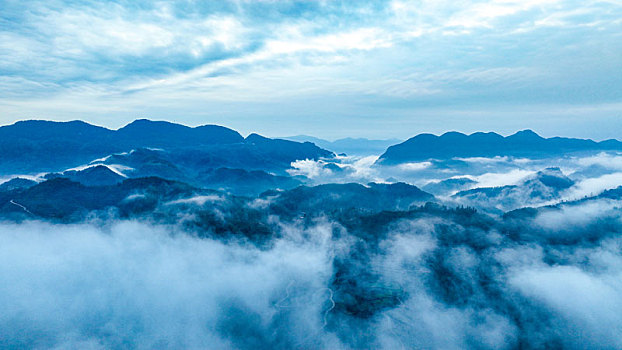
1, 192, 622, 349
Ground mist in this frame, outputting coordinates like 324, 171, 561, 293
0, 220, 338, 349
2, 206, 621, 349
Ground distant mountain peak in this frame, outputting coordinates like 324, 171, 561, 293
508, 129, 543, 140
378, 130, 622, 164
516, 129, 538, 135
116, 119, 244, 147
119, 119, 189, 131
529, 167, 574, 190
245, 133, 268, 142
125, 118, 152, 124
538, 167, 564, 175
440, 131, 468, 138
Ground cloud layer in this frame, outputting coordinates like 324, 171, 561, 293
1, 0, 620, 138
2, 198, 622, 349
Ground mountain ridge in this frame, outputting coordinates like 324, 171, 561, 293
0, 119, 333, 174
377, 129, 622, 164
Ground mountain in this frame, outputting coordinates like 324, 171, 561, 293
285, 135, 402, 156
0, 177, 38, 191
452, 167, 575, 212
0, 177, 201, 221
197, 167, 302, 195
245, 133, 334, 162
283, 135, 331, 148
98, 148, 186, 180
0, 120, 118, 173
116, 119, 244, 148
423, 177, 478, 196
0, 177, 435, 240
264, 182, 434, 215
45, 165, 127, 186
0, 176, 278, 239
377, 130, 622, 164
0, 119, 333, 174
94, 141, 329, 180
46, 138, 328, 195
0, 120, 114, 143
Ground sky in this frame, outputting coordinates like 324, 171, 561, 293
0, 0, 620, 139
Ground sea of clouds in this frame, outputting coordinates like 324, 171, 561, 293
1, 196, 621, 349
289, 151, 622, 210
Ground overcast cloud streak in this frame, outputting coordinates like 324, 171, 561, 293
0, 0, 620, 138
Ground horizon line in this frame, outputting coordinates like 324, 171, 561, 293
2, 117, 620, 143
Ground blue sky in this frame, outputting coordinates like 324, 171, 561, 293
0, 0, 620, 139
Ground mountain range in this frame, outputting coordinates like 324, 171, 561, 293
0, 175, 434, 225
3, 120, 620, 176
2, 120, 622, 200
377, 130, 622, 164
0, 119, 334, 175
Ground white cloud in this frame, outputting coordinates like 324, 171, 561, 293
455, 156, 512, 163
0, 173, 47, 185
563, 172, 622, 200
397, 161, 433, 171
0, 0, 620, 137
166, 195, 225, 206
575, 152, 622, 171
265, 27, 394, 55
510, 265, 622, 349
288, 155, 385, 184
470, 169, 535, 188
32, 5, 249, 59
533, 199, 622, 231
64, 163, 133, 178
288, 159, 333, 179
0, 220, 338, 349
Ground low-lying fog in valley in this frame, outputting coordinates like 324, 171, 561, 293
2, 198, 622, 349
292, 151, 622, 212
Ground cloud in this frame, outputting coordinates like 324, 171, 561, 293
444, 0, 562, 29
0, 220, 339, 349
574, 152, 622, 171
64, 163, 133, 177
397, 161, 433, 171
510, 265, 622, 349
1, 199, 622, 348
288, 155, 385, 184
534, 199, 620, 232
0, 0, 620, 137
264, 27, 394, 55
563, 172, 622, 199
165, 195, 225, 206
469, 169, 536, 188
